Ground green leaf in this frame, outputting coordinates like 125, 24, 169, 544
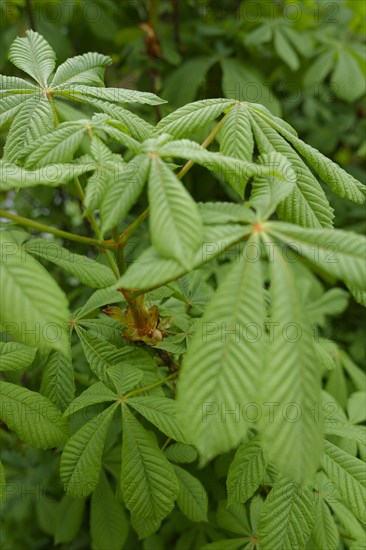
332, 48, 366, 102
76, 328, 123, 385
220, 103, 254, 162
101, 154, 150, 235
221, 58, 280, 116
274, 28, 299, 70
24, 238, 116, 289
59, 84, 165, 106
162, 57, 215, 107
0, 74, 38, 94
40, 351, 75, 411
0, 160, 92, 191
23, 123, 87, 168
0, 381, 69, 448
259, 237, 323, 483
216, 501, 251, 535
340, 352, 366, 392
226, 438, 267, 505
347, 391, 366, 424
0, 94, 35, 130
63, 382, 118, 417
250, 114, 334, 227
121, 406, 179, 521
0, 341, 37, 372
107, 364, 143, 395
74, 287, 124, 320
84, 136, 116, 212
148, 156, 203, 269
324, 421, 366, 446
156, 98, 233, 138
274, 124, 366, 204
266, 222, 366, 289
127, 396, 187, 442
198, 202, 255, 225
54, 494, 85, 544
0, 232, 70, 353
164, 443, 198, 464
85, 100, 153, 140
327, 499, 365, 541
60, 403, 118, 497
116, 223, 251, 291
90, 471, 129, 550
312, 498, 339, 550
304, 50, 334, 87
347, 285, 366, 307
259, 478, 315, 550
249, 152, 296, 219
0, 461, 5, 502
321, 440, 366, 523
173, 464, 208, 522
177, 238, 266, 463
201, 540, 249, 550
305, 288, 349, 326
51, 52, 111, 87
9, 30, 56, 86
3, 95, 54, 162
158, 139, 267, 197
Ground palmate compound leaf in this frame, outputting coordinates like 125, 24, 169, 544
226, 437, 267, 506
148, 155, 203, 269
0, 341, 37, 372
120, 405, 179, 522
266, 222, 366, 289
90, 470, 129, 550
0, 232, 70, 353
321, 439, 366, 523
24, 238, 116, 289
1, 31, 164, 162
60, 402, 119, 498
177, 236, 266, 463
0, 381, 69, 449
9, 29, 56, 87
258, 235, 323, 483
258, 478, 315, 550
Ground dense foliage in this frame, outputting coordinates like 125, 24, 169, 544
0, 2, 365, 550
